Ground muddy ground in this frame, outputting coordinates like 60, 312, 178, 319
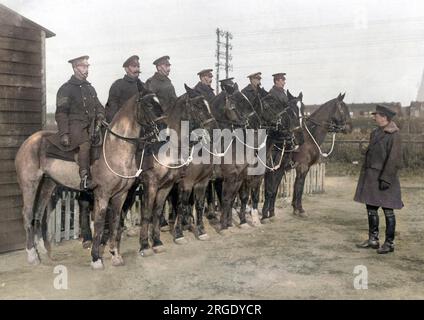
0, 176, 423, 299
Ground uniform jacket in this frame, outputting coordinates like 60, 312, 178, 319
145, 72, 177, 111
354, 121, 403, 209
269, 85, 288, 106
194, 81, 215, 103
105, 75, 144, 122
53, 75, 105, 150
241, 83, 260, 103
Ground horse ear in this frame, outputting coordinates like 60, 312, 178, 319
287, 90, 294, 100
184, 83, 197, 98
341, 92, 346, 100
233, 83, 239, 91
298, 91, 303, 101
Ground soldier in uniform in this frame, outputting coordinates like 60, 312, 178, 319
194, 69, 215, 103
354, 104, 403, 254
145, 55, 177, 112
241, 72, 263, 103
269, 72, 288, 105
105, 55, 144, 122
55, 55, 105, 190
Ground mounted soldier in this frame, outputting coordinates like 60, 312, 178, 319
54, 55, 105, 190
269, 72, 288, 106
105, 55, 144, 122
146, 55, 177, 112
194, 68, 215, 103
241, 72, 265, 103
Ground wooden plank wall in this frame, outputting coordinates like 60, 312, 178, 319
0, 9, 45, 253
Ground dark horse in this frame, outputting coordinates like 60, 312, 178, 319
14, 93, 164, 269
237, 90, 304, 226
137, 87, 218, 256
261, 93, 353, 221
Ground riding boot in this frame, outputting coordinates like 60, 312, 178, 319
356, 208, 380, 249
377, 209, 396, 254
78, 142, 96, 190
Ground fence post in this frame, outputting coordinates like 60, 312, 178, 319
64, 191, 71, 241
55, 197, 62, 243
73, 193, 80, 239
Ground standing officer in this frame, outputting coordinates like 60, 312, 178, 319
105, 55, 144, 122
146, 55, 177, 112
354, 104, 403, 254
194, 69, 215, 102
241, 72, 263, 103
55, 55, 105, 190
269, 72, 288, 105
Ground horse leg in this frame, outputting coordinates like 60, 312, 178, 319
108, 192, 128, 267
220, 177, 242, 233
262, 167, 281, 223
205, 181, 216, 219
18, 172, 43, 265
250, 178, 262, 226
78, 191, 93, 249
151, 186, 173, 251
193, 181, 209, 240
174, 183, 191, 244
237, 181, 249, 227
90, 195, 110, 269
139, 182, 156, 257
214, 178, 223, 214
292, 165, 309, 218
33, 177, 56, 258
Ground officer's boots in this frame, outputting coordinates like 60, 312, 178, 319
377, 209, 396, 254
356, 208, 380, 249
79, 142, 96, 190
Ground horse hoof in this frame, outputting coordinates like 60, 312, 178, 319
261, 218, 271, 224
82, 240, 92, 250
26, 248, 40, 266
90, 259, 104, 270
160, 225, 171, 232
36, 238, 48, 255
239, 223, 250, 229
153, 245, 166, 254
111, 255, 125, 267
198, 233, 210, 241
139, 248, 154, 257
174, 237, 188, 245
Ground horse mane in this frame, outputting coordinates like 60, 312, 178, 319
109, 95, 138, 129
310, 97, 337, 119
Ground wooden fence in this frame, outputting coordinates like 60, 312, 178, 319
47, 163, 325, 243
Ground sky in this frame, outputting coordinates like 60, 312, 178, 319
2, 0, 424, 112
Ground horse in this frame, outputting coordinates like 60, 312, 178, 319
14, 92, 164, 269
237, 90, 305, 227
261, 93, 353, 221
137, 86, 218, 256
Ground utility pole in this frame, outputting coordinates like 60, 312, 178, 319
215, 28, 233, 93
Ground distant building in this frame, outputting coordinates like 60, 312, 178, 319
408, 101, 424, 118
417, 69, 424, 102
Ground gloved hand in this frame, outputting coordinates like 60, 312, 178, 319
379, 180, 390, 191
60, 134, 70, 147
96, 112, 105, 123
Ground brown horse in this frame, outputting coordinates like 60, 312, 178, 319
14, 93, 164, 269
261, 93, 353, 220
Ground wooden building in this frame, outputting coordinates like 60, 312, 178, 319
0, 4, 54, 253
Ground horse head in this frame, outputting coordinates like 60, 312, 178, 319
136, 92, 167, 134
333, 93, 353, 134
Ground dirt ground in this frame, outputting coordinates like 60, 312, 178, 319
0, 175, 423, 300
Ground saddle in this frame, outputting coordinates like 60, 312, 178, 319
45, 130, 102, 164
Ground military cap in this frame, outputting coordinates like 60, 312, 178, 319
372, 104, 397, 119
153, 55, 171, 66
272, 72, 286, 80
68, 55, 89, 66
123, 55, 140, 67
247, 72, 262, 80
197, 69, 213, 78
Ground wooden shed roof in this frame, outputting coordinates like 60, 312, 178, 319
0, 3, 55, 38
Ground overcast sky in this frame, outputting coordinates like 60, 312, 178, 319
2, 0, 424, 112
